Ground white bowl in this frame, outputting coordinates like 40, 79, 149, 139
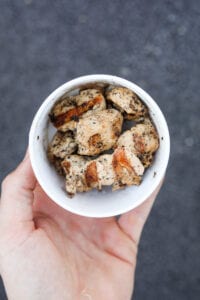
29, 75, 170, 218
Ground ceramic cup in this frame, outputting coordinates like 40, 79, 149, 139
29, 74, 170, 217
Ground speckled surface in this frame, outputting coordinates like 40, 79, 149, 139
0, 1, 200, 299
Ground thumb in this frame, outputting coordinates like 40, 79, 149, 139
0, 150, 36, 225
118, 179, 163, 246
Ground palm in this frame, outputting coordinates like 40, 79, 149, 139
28, 185, 136, 299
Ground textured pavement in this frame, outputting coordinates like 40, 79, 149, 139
0, 1, 200, 299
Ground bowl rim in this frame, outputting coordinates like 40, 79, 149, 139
29, 74, 170, 217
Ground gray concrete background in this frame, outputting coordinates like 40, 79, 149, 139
0, 0, 200, 299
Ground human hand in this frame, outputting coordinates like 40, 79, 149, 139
0, 151, 163, 300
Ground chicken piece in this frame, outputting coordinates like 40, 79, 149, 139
131, 120, 159, 167
62, 155, 92, 196
76, 109, 123, 156
112, 147, 144, 190
117, 119, 159, 167
62, 155, 101, 196
49, 96, 77, 131
48, 131, 77, 160
131, 119, 159, 154
49, 89, 106, 132
106, 87, 148, 120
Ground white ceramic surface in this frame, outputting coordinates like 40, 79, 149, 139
29, 75, 170, 217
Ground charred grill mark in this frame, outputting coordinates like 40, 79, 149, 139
112, 148, 136, 177
85, 161, 98, 187
51, 96, 103, 128
70, 115, 79, 121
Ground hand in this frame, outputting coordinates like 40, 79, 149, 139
0, 151, 162, 300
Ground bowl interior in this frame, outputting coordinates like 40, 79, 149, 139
29, 75, 170, 217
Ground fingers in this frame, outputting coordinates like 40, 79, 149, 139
118, 179, 164, 246
0, 151, 36, 224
